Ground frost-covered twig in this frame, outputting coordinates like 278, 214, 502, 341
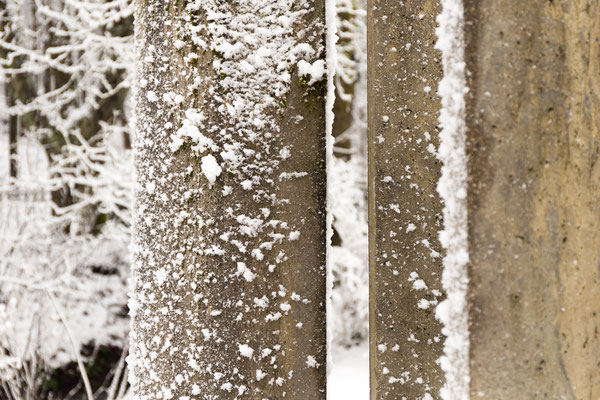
45, 288, 94, 400
0, 0, 133, 388
328, 0, 368, 350
106, 341, 128, 400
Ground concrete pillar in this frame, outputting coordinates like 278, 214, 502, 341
368, 1, 445, 398
465, 0, 600, 398
370, 0, 600, 399
129, 0, 328, 398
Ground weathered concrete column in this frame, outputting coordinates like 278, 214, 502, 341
129, 0, 327, 398
372, 0, 600, 399
368, 0, 445, 398
464, 0, 600, 398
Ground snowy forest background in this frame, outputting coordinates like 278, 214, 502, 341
0, 0, 367, 398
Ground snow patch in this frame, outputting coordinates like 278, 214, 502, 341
236, 262, 256, 282
306, 355, 319, 368
434, 0, 470, 398
201, 154, 222, 185
238, 343, 254, 358
298, 59, 326, 85
325, 0, 338, 381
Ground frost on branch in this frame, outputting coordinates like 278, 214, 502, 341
0, 0, 134, 394
329, 0, 369, 350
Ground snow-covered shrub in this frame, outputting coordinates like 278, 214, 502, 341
329, 0, 368, 348
0, 0, 134, 395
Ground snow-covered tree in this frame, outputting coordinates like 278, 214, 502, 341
367, 0, 600, 399
329, 0, 368, 349
0, 0, 134, 397
441, 1, 600, 399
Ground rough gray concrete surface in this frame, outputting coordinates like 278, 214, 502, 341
130, 0, 328, 398
368, 1, 445, 398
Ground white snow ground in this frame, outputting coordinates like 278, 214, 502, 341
329, 343, 369, 399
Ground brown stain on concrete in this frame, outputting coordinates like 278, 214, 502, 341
464, 0, 600, 398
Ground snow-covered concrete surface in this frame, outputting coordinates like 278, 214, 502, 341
435, 0, 470, 398
329, 344, 369, 400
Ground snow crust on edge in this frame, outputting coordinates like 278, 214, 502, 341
434, 0, 470, 399
325, 0, 338, 383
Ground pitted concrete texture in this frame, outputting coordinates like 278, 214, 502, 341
368, 0, 445, 398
